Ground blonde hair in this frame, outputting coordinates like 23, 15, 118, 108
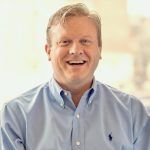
46, 3, 102, 47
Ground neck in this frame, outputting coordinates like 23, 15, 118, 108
63, 80, 92, 107
57, 79, 93, 107
71, 87, 91, 107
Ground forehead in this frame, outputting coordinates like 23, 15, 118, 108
50, 16, 97, 38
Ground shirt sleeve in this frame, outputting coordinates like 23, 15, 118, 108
0, 103, 26, 150
131, 96, 150, 150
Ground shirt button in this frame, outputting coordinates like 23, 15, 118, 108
76, 114, 80, 119
60, 101, 64, 107
76, 141, 80, 146
64, 92, 68, 96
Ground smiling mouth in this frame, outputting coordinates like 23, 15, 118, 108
66, 60, 86, 65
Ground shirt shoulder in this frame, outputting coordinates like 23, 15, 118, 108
96, 80, 142, 108
3, 82, 49, 113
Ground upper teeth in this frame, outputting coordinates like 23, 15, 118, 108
67, 60, 85, 64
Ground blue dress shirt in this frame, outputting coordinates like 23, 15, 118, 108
0, 78, 150, 150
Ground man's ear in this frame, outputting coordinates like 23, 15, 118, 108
45, 44, 51, 61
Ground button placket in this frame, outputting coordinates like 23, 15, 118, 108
72, 96, 87, 150
76, 114, 80, 119
72, 111, 81, 149
76, 141, 80, 146
76, 114, 81, 149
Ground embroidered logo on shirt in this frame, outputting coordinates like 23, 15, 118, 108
108, 133, 113, 141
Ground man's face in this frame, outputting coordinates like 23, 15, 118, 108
45, 16, 101, 88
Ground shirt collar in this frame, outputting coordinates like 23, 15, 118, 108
86, 77, 97, 105
49, 78, 65, 108
49, 77, 97, 107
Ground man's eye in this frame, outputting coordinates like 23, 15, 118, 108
80, 39, 91, 45
58, 40, 71, 47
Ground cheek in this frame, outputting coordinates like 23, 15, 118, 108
54, 47, 67, 56
94, 48, 101, 59
51, 49, 66, 65
88, 49, 100, 59
90, 52, 100, 67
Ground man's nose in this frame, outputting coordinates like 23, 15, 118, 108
69, 42, 83, 55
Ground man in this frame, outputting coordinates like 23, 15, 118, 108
0, 3, 150, 150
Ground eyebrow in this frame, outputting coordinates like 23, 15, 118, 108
81, 35, 93, 38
